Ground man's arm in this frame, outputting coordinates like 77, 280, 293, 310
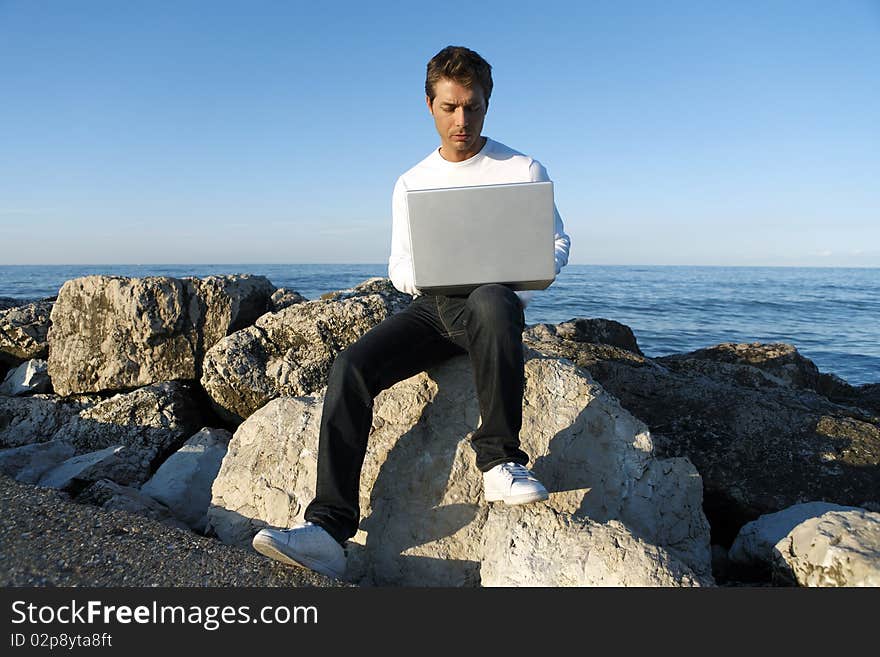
388, 177, 418, 295
530, 160, 571, 274
516, 161, 571, 309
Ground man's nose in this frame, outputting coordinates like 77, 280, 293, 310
454, 106, 468, 126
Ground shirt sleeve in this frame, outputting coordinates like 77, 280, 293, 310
388, 177, 418, 295
529, 160, 571, 275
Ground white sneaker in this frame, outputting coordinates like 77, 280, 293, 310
483, 462, 549, 505
252, 521, 346, 580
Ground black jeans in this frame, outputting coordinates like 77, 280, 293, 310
303, 283, 530, 544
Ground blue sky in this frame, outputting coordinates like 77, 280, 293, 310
1, 0, 878, 266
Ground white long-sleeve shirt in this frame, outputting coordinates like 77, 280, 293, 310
388, 137, 571, 308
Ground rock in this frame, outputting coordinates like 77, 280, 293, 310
0, 394, 94, 449
270, 288, 307, 312
525, 317, 642, 354
524, 328, 880, 545
200, 277, 410, 423
772, 509, 880, 586
0, 297, 30, 312
0, 358, 51, 396
1, 382, 206, 486
729, 501, 862, 567
819, 376, 880, 415
0, 299, 53, 368
658, 342, 821, 391
141, 427, 232, 531
207, 352, 712, 586
479, 504, 710, 586
37, 445, 127, 490
78, 479, 183, 527
50, 381, 208, 485
46, 274, 275, 396
0, 440, 76, 483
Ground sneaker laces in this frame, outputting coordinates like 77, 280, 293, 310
500, 462, 536, 482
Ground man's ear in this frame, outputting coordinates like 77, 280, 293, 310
425, 95, 433, 114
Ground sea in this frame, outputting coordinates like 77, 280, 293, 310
1, 264, 877, 386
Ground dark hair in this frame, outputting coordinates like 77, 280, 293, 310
425, 46, 493, 103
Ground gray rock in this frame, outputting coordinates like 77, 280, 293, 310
38, 445, 127, 489
729, 501, 862, 566
50, 381, 208, 486
0, 439, 76, 483
200, 277, 410, 423
78, 478, 183, 527
141, 427, 232, 531
658, 342, 821, 390
0, 394, 94, 449
0, 297, 30, 312
47, 274, 275, 396
525, 317, 642, 354
0, 358, 51, 396
0, 299, 53, 368
772, 509, 880, 586
523, 328, 880, 544
479, 504, 711, 586
207, 352, 712, 586
1, 382, 206, 486
270, 288, 307, 312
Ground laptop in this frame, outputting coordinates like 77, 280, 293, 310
405, 181, 555, 296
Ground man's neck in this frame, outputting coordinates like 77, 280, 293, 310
439, 136, 487, 163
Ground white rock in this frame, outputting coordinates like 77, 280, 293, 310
141, 427, 232, 531
0, 359, 51, 396
38, 445, 127, 490
0, 440, 76, 483
208, 352, 713, 586
772, 509, 880, 586
480, 504, 711, 586
47, 274, 274, 395
729, 501, 862, 566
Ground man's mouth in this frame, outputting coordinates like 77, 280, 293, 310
452, 134, 470, 141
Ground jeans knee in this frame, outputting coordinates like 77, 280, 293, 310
466, 284, 522, 327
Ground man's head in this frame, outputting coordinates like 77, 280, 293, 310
425, 46, 493, 162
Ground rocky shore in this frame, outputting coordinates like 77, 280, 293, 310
1, 275, 878, 587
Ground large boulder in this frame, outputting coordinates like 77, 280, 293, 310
522, 326, 880, 545
47, 274, 276, 396
0, 299, 54, 369
207, 351, 712, 586
200, 278, 410, 423
772, 509, 880, 586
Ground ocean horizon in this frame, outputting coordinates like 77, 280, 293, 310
1, 263, 877, 386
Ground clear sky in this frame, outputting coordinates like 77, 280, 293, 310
1, 0, 878, 267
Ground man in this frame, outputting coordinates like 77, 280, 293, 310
252, 46, 571, 579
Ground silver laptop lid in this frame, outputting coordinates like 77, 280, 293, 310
405, 181, 555, 296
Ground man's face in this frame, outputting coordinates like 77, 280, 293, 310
426, 77, 488, 162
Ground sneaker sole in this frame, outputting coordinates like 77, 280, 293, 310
252, 533, 345, 580
485, 490, 549, 505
